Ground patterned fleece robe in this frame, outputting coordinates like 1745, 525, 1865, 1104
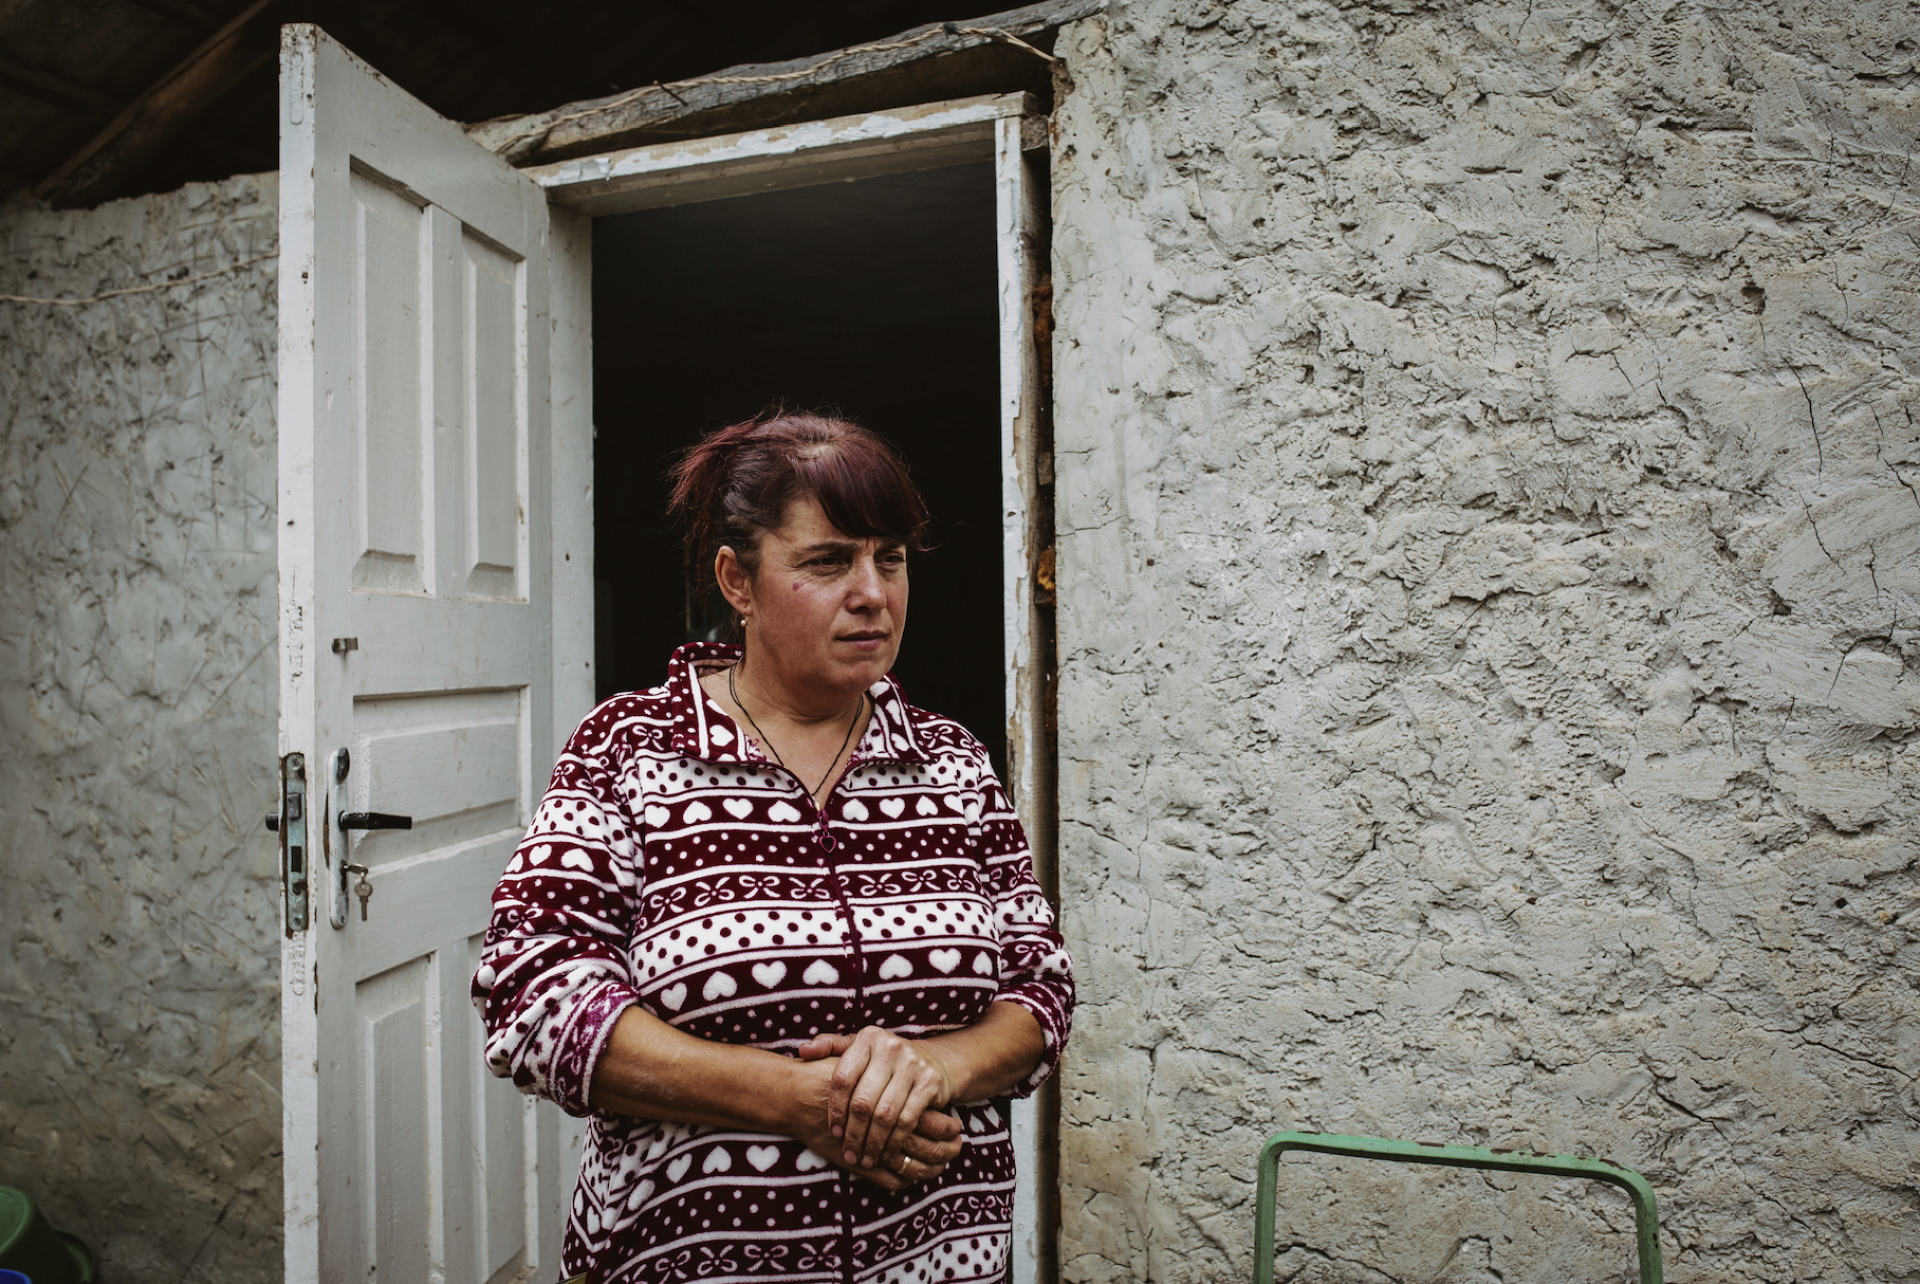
474, 642, 1076, 1284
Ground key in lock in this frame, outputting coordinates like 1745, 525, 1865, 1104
344, 864, 372, 920
332, 802, 410, 928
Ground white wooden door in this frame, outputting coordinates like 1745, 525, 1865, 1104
277, 24, 593, 1284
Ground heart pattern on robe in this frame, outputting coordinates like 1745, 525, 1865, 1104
802, 959, 839, 986
480, 642, 1078, 1274
751, 961, 787, 989
560, 849, 594, 872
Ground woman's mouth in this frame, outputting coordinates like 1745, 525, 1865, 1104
839, 631, 887, 649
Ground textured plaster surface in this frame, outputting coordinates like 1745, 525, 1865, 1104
1049, 3, 1920, 1281
0, 175, 282, 1282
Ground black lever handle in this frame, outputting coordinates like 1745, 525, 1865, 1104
338, 811, 413, 831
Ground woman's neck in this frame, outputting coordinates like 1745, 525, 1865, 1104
727, 652, 867, 729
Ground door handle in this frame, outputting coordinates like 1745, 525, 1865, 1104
332, 811, 410, 929
337, 811, 412, 831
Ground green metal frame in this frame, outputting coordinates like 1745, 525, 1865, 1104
1255, 1131, 1663, 1284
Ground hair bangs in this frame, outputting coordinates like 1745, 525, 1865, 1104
793, 436, 929, 552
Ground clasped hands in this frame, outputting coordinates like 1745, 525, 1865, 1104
588, 1002, 1038, 1193
792, 1025, 961, 1192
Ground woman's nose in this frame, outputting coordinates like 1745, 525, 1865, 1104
846, 557, 884, 606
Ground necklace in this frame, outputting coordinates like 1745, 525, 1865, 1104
729, 663, 868, 803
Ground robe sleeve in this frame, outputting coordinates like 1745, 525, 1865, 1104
969, 746, 1076, 1097
471, 711, 643, 1117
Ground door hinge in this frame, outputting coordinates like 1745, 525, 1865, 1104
277, 752, 310, 934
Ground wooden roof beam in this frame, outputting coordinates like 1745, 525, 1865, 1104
0, 52, 124, 119
466, 0, 1103, 168
33, 0, 279, 208
0, 52, 123, 118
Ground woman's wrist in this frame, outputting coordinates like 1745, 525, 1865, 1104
591, 1008, 829, 1135
914, 1032, 986, 1104
917, 1002, 1044, 1103
768, 1054, 831, 1139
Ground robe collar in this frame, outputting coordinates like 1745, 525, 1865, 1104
663, 641, 929, 768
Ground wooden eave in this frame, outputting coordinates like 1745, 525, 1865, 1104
464, 0, 1103, 168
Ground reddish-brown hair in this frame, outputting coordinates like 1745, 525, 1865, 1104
667, 408, 930, 586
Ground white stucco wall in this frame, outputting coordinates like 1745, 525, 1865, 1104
1049, 2, 1918, 1281
0, 174, 282, 1282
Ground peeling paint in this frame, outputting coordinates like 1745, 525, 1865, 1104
537, 96, 1021, 188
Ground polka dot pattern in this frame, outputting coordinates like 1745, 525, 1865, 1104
472, 642, 1075, 1282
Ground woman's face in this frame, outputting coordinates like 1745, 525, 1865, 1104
719, 495, 909, 711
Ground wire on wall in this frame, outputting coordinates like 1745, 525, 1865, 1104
0, 250, 277, 307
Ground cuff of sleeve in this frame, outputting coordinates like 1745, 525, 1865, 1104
995, 985, 1071, 1099
549, 980, 641, 1117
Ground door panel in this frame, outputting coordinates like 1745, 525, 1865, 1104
279, 24, 586, 1284
349, 170, 429, 596
466, 232, 525, 599
345, 840, 516, 981
359, 958, 432, 1283
356, 689, 524, 846
348, 595, 531, 694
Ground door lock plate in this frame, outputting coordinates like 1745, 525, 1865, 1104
280, 752, 310, 934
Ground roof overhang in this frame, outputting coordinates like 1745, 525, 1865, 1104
465, 0, 1101, 169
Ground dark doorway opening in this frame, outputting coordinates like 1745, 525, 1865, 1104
592, 161, 1006, 776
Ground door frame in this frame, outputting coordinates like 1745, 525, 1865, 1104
528, 90, 1059, 1283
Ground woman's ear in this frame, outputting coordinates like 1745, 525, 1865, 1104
714, 545, 754, 617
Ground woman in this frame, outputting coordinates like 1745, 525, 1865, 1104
473, 409, 1075, 1284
